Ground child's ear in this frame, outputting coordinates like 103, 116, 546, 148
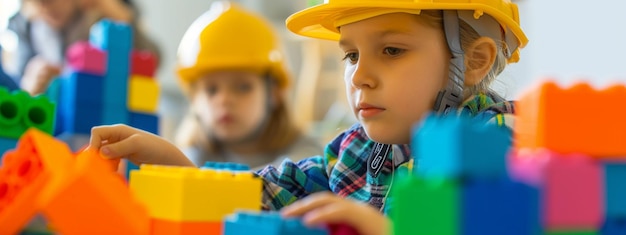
464, 37, 497, 86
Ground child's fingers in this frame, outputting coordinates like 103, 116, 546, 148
281, 192, 339, 217
301, 203, 348, 226
99, 134, 142, 159
89, 124, 133, 150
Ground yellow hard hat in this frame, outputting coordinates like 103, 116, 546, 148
286, 0, 527, 63
177, 1, 289, 88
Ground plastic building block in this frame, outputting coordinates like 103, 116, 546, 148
40, 148, 150, 235
514, 150, 604, 230
0, 87, 56, 139
131, 50, 157, 77
129, 164, 262, 221
224, 211, 328, 235
461, 177, 540, 235
202, 161, 250, 171
89, 19, 132, 125
516, 81, 626, 157
412, 113, 512, 179
601, 217, 626, 235
129, 112, 159, 134
151, 218, 221, 235
327, 223, 360, 235
57, 71, 103, 134
128, 75, 160, 113
0, 128, 74, 235
390, 177, 459, 235
604, 163, 626, 217
66, 41, 107, 75
0, 137, 17, 158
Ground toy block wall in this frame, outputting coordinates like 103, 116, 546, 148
224, 211, 329, 235
55, 18, 160, 153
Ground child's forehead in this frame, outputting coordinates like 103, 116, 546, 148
338, 13, 431, 38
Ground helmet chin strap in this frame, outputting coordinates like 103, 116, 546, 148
433, 10, 465, 114
201, 74, 275, 147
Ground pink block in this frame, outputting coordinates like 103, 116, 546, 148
508, 149, 550, 187
328, 223, 360, 235
67, 41, 107, 75
543, 152, 605, 229
130, 50, 157, 77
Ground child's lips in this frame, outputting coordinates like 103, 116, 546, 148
358, 103, 385, 118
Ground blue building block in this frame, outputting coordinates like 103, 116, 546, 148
0, 87, 56, 139
605, 163, 626, 217
57, 71, 105, 134
601, 217, 626, 235
89, 19, 132, 125
202, 161, 250, 171
0, 137, 18, 161
129, 112, 158, 134
412, 113, 512, 179
224, 211, 328, 235
462, 177, 540, 235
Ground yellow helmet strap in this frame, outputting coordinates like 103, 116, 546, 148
434, 10, 465, 114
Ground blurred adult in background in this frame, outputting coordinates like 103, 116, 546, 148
175, 1, 322, 170
5, 0, 160, 95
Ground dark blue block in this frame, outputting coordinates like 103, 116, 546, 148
59, 103, 102, 135
605, 163, 626, 217
601, 217, 626, 235
461, 178, 540, 235
413, 113, 512, 179
129, 112, 158, 134
60, 71, 104, 105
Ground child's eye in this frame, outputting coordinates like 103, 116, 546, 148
206, 85, 218, 96
342, 52, 359, 64
236, 83, 252, 93
384, 47, 405, 56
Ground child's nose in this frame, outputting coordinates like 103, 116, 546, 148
351, 61, 377, 89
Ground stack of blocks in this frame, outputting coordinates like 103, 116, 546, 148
391, 80, 626, 235
128, 163, 263, 234
512, 81, 626, 235
0, 87, 55, 161
392, 113, 539, 235
55, 18, 159, 153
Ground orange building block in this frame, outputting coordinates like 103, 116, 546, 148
151, 218, 221, 235
40, 148, 150, 235
515, 81, 626, 157
0, 128, 74, 234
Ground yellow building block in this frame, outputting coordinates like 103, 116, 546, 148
128, 75, 159, 113
129, 165, 262, 222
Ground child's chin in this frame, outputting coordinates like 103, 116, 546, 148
362, 124, 409, 145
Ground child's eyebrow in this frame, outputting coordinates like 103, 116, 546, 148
339, 29, 413, 47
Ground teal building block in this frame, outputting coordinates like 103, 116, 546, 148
412, 113, 512, 179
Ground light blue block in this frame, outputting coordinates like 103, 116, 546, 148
412, 113, 512, 179
605, 163, 626, 217
89, 19, 132, 125
224, 211, 328, 235
202, 161, 250, 171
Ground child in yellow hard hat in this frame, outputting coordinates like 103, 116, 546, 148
173, 1, 322, 170
87, 0, 527, 234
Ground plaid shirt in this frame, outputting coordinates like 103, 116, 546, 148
257, 93, 515, 212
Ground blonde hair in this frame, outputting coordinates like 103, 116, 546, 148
419, 10, 508, 98
175, 80, 301, 155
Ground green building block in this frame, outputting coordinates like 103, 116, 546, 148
390, 176, 459, 235
0, 87, 55, 139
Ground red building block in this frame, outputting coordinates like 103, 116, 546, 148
328, 223, 360, 235
66, 41, 107, 75
0, 128, 74, 235
131, 50, 157, 77
515, 81, 626, 157
40, 149, 150, 235
511, 150, 605, 230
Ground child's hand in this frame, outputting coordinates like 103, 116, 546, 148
88, 124, 195, 167
20, 56, 61, 96
281, 192, 390, 235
